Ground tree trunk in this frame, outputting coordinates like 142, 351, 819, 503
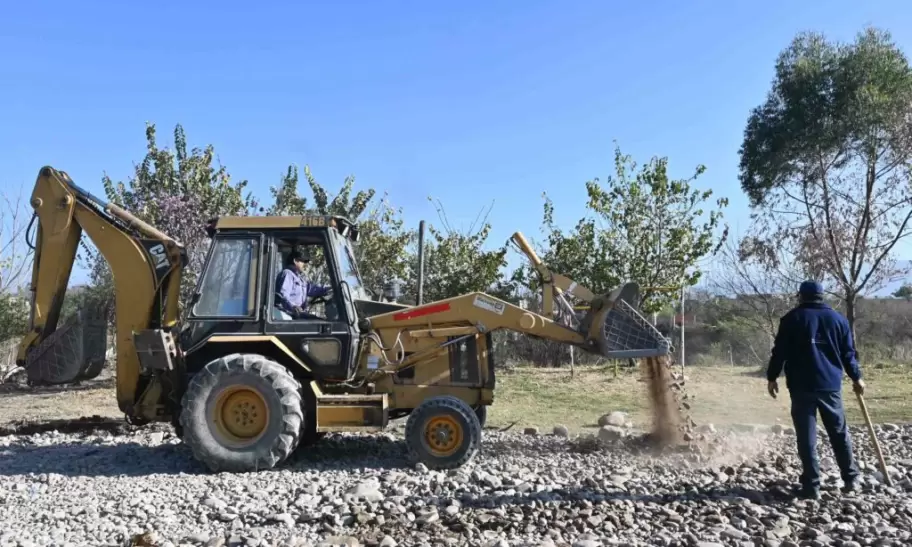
845, 292, 858, 344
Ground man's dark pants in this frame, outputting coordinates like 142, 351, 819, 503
790, 389, 860, 489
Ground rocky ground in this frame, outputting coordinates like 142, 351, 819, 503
1, 418, 911, 547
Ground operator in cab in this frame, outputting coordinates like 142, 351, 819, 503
766, 280, 865, 500
275, 248, 330, 320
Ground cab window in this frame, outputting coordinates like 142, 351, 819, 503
271, 238, 338, 322
193, 237, 260, 317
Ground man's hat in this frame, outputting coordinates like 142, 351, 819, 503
289, 248, 312, 263
799, 280, 824, 297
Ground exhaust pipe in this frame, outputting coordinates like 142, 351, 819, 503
417, 220, 426, 305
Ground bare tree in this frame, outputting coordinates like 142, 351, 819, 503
0, 189, 33, 294
708, 237, 797, 347
0, 188, 35, 381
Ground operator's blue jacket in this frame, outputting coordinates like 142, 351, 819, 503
766, 301, 862, 392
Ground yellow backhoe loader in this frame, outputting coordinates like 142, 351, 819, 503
17, 166, 671, 472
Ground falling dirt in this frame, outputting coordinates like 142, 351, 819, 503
642, 355, 687, 446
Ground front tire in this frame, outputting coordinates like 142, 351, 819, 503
405, 396, 481, 470
179, 353, 303, 472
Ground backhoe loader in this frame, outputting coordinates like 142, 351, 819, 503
17, 166, 671, 473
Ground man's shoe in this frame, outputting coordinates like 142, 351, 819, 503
795, 485, 820, 500
842, 478, 859, 494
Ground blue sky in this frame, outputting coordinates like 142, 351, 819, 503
2, 1, 911, 289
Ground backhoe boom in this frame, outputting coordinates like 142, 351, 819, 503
17, 167, 187, 419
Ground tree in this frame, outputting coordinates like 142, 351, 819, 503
709, 237, 797, 347
893, 284, 912, 300
528, 145, 728, 314
0, 189, 33, 381
404, 199, 511, 304
738, 27, 912, 336
0, 189, 33, 304
90, 123, 258, 315
266, 164, 414, 299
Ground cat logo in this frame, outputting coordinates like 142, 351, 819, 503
148, 243, 168, 270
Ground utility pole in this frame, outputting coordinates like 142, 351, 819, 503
680, 281, 686, 375
417, 220, 425, 305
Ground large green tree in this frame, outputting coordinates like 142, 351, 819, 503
738, 27, 912, 335
526, 145, 728, 314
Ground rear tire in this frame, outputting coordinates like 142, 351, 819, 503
405, 396, 481, 470
179, 353, 303, 472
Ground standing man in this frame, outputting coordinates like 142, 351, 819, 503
767, 280, 865, 499
275, 248, 331, 319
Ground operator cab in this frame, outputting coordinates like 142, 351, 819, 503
181, 215, 371, 381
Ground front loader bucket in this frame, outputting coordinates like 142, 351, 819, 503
25, 306, 108, 385
582, 282, 671, 359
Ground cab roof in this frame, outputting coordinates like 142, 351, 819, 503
206, 214, 360, 242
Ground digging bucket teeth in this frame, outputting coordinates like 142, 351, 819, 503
579, 282, 671, 359
24, 306, 108, 385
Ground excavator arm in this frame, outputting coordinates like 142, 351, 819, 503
17, 167, 186, 419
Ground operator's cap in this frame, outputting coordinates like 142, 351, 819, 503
798, 280, 824, 296
289, 248, 312, 263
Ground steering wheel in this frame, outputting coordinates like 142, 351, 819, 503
309, 292, 333, 306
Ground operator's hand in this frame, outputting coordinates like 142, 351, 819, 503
853, 379, 866, 396
768, 380, 779, 399
293, 306, 304, 315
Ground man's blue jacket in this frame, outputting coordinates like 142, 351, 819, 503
767, 301, 862, 393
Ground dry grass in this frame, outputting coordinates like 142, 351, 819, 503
0, 367, 121, 425
486, 363, 912, 433
1, 362, 910, 431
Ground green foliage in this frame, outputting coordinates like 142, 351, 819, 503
357, 200, 414, 299
738, 26, 912, 332
411, 226, 509, 304
403, 199, 511, 304
0, 191, 35, 348
893, 284, 912, 300
530, 145, 728, 313
740, 27, 912, 207
0, 292, 27, 342
89, 123, 258, 315
102, 123, 257, 218
265, 164, 415, 298
264, 168, 510, 304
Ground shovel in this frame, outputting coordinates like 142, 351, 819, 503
855, 391, 893, 488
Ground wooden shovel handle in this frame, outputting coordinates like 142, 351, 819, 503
855, 391, 893, 488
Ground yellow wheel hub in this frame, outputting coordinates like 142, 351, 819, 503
213, 386, 269, 445
424, 415, 463, 457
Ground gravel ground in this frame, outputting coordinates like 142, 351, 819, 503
1, 420, 912, 547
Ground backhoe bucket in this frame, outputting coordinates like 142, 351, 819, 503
581, 282, 671, 359
25, 305, 108, 385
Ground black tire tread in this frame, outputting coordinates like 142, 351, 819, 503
179, 353, 303, 472
405, 396, 481, 470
